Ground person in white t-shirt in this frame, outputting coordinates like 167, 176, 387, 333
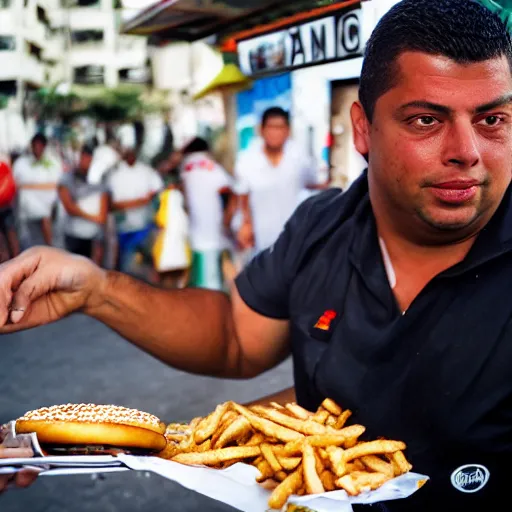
234, 107, 328, 254
58, 145, 108, 265
107, 148, 163, 274
13, 133, 63, 248
179, 137, 234, 291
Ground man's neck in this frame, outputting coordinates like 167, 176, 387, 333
263, 145, 284, 166
377, 222, 477, 312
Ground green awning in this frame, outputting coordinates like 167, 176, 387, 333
478, 0, 512, 31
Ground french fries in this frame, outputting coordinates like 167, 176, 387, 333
159, 399, 413, 510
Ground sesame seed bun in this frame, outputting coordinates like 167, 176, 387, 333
16, 404, 167, 453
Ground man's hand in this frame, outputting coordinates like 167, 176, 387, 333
0, 469, 40, 494
237, 221, 255, 250
0, 247, 106, 331
0, 427, 40, 493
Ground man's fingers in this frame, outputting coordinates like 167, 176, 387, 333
0, 475, 9, 492
0, 249, 42, 326
15, 469, 41, 488
9, 273, 49, 324
0, 297, 51, 333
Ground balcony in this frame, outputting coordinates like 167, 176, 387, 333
43, 37, 63, 62
115, 35, 147, 69
69, 8, 109, 30
0, 10, 15, 33
0, 50, 45, 85
23, 20, 47, 50
23, 54, 45, 85
0, 52, 18, 81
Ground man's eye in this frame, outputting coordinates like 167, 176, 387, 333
479, 115, 502, 127
413, 116, 437, 127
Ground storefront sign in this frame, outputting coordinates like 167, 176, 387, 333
237, 7, 362, 76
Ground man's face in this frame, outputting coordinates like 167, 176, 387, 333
31, 141, 45, 161
124, 150, 137, 166
261, 116, 290, 151
78, 152, 93, 175
354, 52, 512, 244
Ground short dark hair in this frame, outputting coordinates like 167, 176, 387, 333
261, 107, 290, 127
359, 0, 512, 121
182, 137, 210, 154
31, 133, 47, 146
81, 144, 94, 156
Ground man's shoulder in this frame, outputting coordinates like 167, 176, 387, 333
290, 174, 368, 235
58, 171, 74, 187
13, 155, 31, 169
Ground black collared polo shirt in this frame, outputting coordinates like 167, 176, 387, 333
236, 172, 512, 511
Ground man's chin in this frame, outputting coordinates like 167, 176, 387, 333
417, 208, 481, 233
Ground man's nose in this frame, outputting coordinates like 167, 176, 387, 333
442, 121, 480, 168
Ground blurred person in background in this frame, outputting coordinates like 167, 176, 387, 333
0, 154, 19, 262
179, 137, 235, 291
152, 176, 190, 289
107, 147, 163, 274
234, 107, 327, 254
13, 133, 63, 248
58, 145, 108, 265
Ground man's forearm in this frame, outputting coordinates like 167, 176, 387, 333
41, 218, 52, 245
113, 196, 151, 211
20, 183, 58, 190
84, 271, 242, 378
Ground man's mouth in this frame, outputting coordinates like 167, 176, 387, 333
429, 180, 481, 204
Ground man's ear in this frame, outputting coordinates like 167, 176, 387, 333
351, 101, 371, 157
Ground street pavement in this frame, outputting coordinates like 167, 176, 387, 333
0, 312, 293, 511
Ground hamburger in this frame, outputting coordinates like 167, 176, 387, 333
15, 404, 167, 456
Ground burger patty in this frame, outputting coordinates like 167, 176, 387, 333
42, 444, 157, 456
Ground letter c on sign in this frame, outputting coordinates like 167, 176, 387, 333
340, 13, 360, 54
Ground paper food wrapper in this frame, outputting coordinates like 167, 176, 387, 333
117, 456, 428, 512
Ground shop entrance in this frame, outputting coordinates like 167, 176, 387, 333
330, 78, 366, 189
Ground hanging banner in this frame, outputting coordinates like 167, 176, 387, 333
237, 7, 362, 77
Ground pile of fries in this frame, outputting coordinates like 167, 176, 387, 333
159, 399, 413, 510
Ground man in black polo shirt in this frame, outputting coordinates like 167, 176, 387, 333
0, 0, 511, 509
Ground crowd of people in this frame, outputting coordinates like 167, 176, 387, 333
0, 106, 325, 292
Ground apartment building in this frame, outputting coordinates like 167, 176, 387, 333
0, 0, 57, 108
0, 0, 150, 152
0, 0, 149, 109
50, 0, 149, 89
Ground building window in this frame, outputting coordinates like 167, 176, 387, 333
119, 67, 150, 84
71, 29, 104, 45
0, 81, 17, 97
27, 42, 43, 61
0, 35, 15, 51
73, 65, 104, 84
61, 0, 101, 7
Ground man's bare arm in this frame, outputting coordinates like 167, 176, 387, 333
19, 183, 57, 191
0, 248, 290, 381
41, 218, 52, 246
112, 195, 153, 211
84, 272, 290, 379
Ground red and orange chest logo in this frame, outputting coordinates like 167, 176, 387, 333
314, 310, 338, 331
